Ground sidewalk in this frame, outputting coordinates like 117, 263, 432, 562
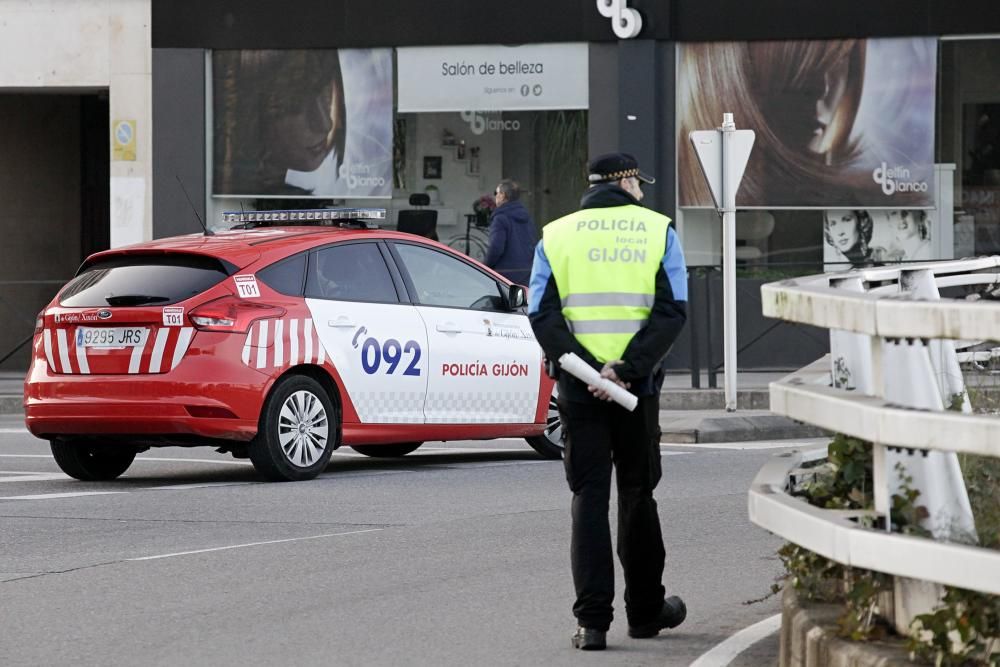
0, 371, 21, 415
0, 369, 824, 442
658, 371, 826, 442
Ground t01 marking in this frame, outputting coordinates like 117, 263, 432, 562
163, 307, 184, 327
234, 275, 261, 298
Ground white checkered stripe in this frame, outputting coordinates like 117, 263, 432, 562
425, 392, 537, 423
352, 391, 425, 423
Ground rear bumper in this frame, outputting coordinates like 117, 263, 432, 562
24, 333, 270, 442
25, 405, 260, 442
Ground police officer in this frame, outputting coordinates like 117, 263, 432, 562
528, 153, 688, 650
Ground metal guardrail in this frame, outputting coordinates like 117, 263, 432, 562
750, 450, 1000, 595
750, 258, 1000, 606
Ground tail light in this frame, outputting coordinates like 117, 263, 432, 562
34, 310, 44, 335
189, 296, 286, 333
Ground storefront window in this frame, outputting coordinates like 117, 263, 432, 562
393, 43, 589, 260
206, 44, 590, 263
939, 39, 1000, 256
391, 109, 586, 260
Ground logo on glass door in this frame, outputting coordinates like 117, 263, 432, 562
460, 111, 522, 136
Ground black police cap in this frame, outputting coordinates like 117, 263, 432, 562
587, 152, 655, 185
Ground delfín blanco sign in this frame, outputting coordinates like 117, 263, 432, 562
397, 43, 589, 113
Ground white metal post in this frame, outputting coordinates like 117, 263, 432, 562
690, 116, 753, 412
868, 334, 891, 531
721, 113, 737, 411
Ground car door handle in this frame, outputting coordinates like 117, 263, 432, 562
328, 318, 355, 328
436, 322, 462, 333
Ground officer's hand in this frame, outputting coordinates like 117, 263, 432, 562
588, 361, 630, 401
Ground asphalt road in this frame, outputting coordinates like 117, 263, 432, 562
0, 414, 821, 666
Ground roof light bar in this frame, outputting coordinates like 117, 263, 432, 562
222, 208, 386, 227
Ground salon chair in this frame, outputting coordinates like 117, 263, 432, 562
397, 193, 438, 241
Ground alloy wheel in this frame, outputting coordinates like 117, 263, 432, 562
277, 390, 330, 468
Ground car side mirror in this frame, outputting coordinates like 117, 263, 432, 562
507, 284, 527, 310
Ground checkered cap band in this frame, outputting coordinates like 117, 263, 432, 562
589, 167, 640, 183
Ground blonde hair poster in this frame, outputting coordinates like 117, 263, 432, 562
678, 38, 937, 208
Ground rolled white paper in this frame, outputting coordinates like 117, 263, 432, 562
558, 353, 638, 411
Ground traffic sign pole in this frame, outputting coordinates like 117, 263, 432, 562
721, 114, 738, 411
689, 114, 755, 412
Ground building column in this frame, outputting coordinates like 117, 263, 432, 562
108, 0, 153, 247
589, 40, 676, 218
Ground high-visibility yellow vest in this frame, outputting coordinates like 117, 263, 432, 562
543, 204, 670, 363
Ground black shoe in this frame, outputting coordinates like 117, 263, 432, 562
628, 595, 687, 638
571, 626, 607, 650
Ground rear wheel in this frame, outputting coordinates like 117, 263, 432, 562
352, 442, 422, 458
249, 375, 337, 481
50, 439, 137, 481
525, 385, 563, 459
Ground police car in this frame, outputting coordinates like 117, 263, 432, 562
24, 209, 560, 482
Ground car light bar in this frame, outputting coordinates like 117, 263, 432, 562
222, 208, 386, 229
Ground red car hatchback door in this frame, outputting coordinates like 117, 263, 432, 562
44, 253, 234, 375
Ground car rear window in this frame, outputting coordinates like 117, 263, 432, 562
59, 254, 234, 307
258, 254, 306, 296
305, 243, 399, 303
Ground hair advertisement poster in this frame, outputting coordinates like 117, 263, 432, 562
678, 38, 937, 208
823, 209, 933, 267
212, 49, 393, 198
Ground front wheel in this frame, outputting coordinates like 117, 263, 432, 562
249, 375, 337, 481
50, 439, 136, 481
525, 385, 563, 459
352, 442, 422, 458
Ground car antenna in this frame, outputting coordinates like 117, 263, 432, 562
175, 174, 213, 236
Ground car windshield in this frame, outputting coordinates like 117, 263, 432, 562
59, 254, 232, 307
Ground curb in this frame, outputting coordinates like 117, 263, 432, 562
660, 388, 771, 411
0, 396, 22, 415
780, 588, 913, 667
661, 415, 829, 444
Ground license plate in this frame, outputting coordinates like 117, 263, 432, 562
76, 326, 149, 349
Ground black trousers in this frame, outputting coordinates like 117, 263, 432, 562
560, 394, 666, 631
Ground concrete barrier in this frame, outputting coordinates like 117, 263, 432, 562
780, 588, 913, 667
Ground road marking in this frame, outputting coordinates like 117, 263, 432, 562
0, 454, 252, 466
0, 427, 28, 433
331, 470, 415, 478
332, 446, 541, 457
417, 448, 532, 456
689, 613, 782, 667
660, 440, 825, 451
126, 528, 383, 562
0, 472, 66, 483
136, 456, 253, 466
0, 491, 128, 501
444, 460, 554, 469
150, 481, 259, 491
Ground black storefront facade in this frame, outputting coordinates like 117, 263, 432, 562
150, 0, 1000, 373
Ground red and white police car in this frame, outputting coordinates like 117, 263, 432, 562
24, 209, 560, 481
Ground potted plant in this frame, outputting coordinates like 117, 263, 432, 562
473, 194, 496, 227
